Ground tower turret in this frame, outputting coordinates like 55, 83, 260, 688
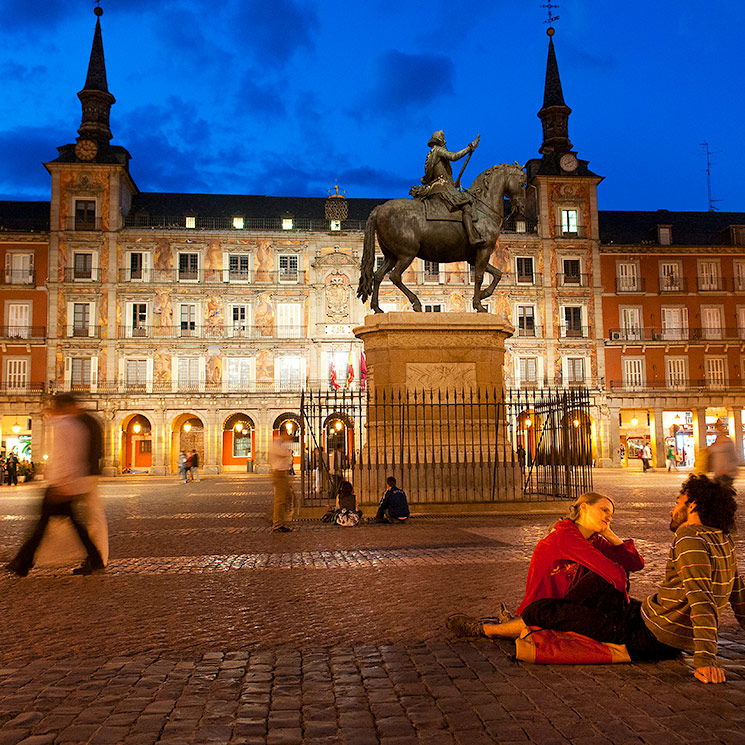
538, 27, 572, 156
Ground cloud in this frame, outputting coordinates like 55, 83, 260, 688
234, 70, 287, 120
0, 61, 48, 84
0, 0, 68, 30
230, 0, 319, 65
367, 50, 455, 112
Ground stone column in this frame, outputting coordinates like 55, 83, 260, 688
607, 405, 621, 467
652, 407, 665, 469
732, 408, 744, 461
149, 407, 167, 476
692, 407, 708, 454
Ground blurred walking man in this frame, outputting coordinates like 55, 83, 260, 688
6, 394, 105, 577
269, 430, 294, 533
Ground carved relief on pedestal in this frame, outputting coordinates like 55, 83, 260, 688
325, 274, 350, 323
406, 362, 477, 390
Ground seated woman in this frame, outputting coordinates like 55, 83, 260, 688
447, 492, 644, 639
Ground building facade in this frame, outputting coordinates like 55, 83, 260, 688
0, 14, 742, 476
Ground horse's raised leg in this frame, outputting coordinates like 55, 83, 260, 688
370, 256, 395, 313
479, 263, 503, 301
389, 256, 422, 312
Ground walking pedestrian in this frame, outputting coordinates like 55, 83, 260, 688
190, 449, 200, 482
269, 430, 294, 533
641, 442, 652, 472
5, 452, 18, 486
709, 418, 739, 488
178, 451, 187, 482
184, 451, 193, 482
5, 393, 105, 577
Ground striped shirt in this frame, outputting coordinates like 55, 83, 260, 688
641, 524, 745, 669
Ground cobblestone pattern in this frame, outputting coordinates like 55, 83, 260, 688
1, 471, 745, 744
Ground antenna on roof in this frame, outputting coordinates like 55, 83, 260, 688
701, 141, 721, 212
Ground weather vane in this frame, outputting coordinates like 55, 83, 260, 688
541, 2, 560, 26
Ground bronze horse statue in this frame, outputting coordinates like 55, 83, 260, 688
357, 163, 527, 313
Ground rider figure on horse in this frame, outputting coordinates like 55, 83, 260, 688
416, 130, 482, 246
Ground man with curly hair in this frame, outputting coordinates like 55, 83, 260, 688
449, 475, 745, 684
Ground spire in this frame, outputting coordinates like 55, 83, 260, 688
77, 5, 116, 147
537, 27, 572, 155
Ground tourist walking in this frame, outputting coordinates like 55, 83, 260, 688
709, 419, 739, 488
269, 430, 294, 533
190, 449, 200, 482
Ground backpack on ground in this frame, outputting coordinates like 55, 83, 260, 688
335, 508, 361, 527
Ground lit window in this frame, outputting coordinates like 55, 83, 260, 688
282, 217, 294, 230
561, 210, 578, 234
185, 216, 196, 229
330, 220, 341, 231
424, 304, 443, 312
516, 257, 534, 284
233, 216, 244, 230
279, 255, 299, 283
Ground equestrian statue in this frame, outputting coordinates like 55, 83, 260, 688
357, 131, 526, 313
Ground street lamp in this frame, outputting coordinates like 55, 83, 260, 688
11, 423, 20, 435
183, 422, 192, 433
631, 417, 638, 427
133, 422, 141, 434
234, 422, 244, 434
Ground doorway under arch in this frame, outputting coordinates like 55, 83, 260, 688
223, 413, 255, 472
121, 413, 153, 473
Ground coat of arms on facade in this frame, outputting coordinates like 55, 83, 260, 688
325, 274, 349, 323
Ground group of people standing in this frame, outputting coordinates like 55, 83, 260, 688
0, 452, 21, 486
177, 450, 200, 482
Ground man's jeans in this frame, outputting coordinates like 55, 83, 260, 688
13, 494, 104, 572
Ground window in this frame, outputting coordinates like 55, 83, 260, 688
232, 216, 244, 230
278, 255, 299, 283
666, 358, 687, 388
130, 303, 148, 337
735, 261, 745, 292
229, 254, 250, 281
701, 306, 723, 340
375, 256, 386, 273
738, 308, 745, 340
566, 357, 585, 385
620, 307, 642, 341
129, 252, 143, 281
226, 358, 253, 391
277, 303, 302, 338
73, 303, 91, 337
5, 359, 27, 391
73, 252, 93, 280
180, 303, 197, 337
185, 216, 196, 229
328, 350, 348, 389
658, 226, 672, 245
517, 305, 535, 337
563, 259, 581, 285
616, 262, 639, 292
330, 220, 341, 231
6, 303, 30, 338
561, 209, 578, 235
705, 358, 726, 388
230, 305, 249, 337
563, 306, 583, 337
178, 253, 199, 281
178, 358, 200, 389
126, 359, 148, 389
5, 253, 33, 284
71, 358, 91, 389
423, 261, 441, 283
233, 427, 252, 457
424, 304, 443, 312
278, 357, 301, 390
661, 307, 688, 341
74, 200, 96, 230
282, 217, 294, 230
698, 260, 721, 291
518, 357, 538, 387
622, 358, 644, 388
516, 257, 534, 284
660, 262, 682, 292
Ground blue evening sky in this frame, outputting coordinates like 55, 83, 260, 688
0, 0, 742, 212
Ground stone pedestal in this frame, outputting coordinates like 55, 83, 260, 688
353, 313, 521, 507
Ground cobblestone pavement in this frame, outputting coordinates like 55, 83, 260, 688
1, 470, 745, 744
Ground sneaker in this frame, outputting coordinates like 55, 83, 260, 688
446, 613, 484, 639
72, 559, 105, 576
497, 602, 516, 623
5, 559, 29, 577
272, 526, 292, 533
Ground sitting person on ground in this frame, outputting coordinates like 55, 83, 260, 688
448, 491, 643, 636
453, 476, 745, 684
374, 476, 410, 523
338, 480, 358, 512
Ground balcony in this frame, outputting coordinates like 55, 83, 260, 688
70, 326, 102, 338
658, 276, 688, 294
554, 225, 588, 239
697, 276, 727, 292
515, 325, 543, 339
615, 277, 646, 293
0, 326, 46, 341
116, 325, 307, 340
1, 270, 36, 286
559, 326, 589, 339
502, 216, 538, 234
63, 267, 101, 282
64, 217, 102, 231
608, 327, 745, 343
559, 273, 591, 288
609, 379, 738, 393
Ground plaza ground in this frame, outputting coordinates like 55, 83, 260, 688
1, 469, 745, 744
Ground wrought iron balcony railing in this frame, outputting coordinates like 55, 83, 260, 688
1, 270, 36, 285
608, 327, 745, 342
615, 277, 646, 293
0, 326, 46, 340
116, 325, 307, 340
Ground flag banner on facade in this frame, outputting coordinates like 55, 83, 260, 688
330, 360, 340, 390
360, 352, 367, 391
346, 346, 355, 389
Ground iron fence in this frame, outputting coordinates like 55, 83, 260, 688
300, 387, 592, 508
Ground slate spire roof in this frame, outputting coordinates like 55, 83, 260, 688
82, 10, 110, 94
542, 35, 567, 109
537, 29, 572, 156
